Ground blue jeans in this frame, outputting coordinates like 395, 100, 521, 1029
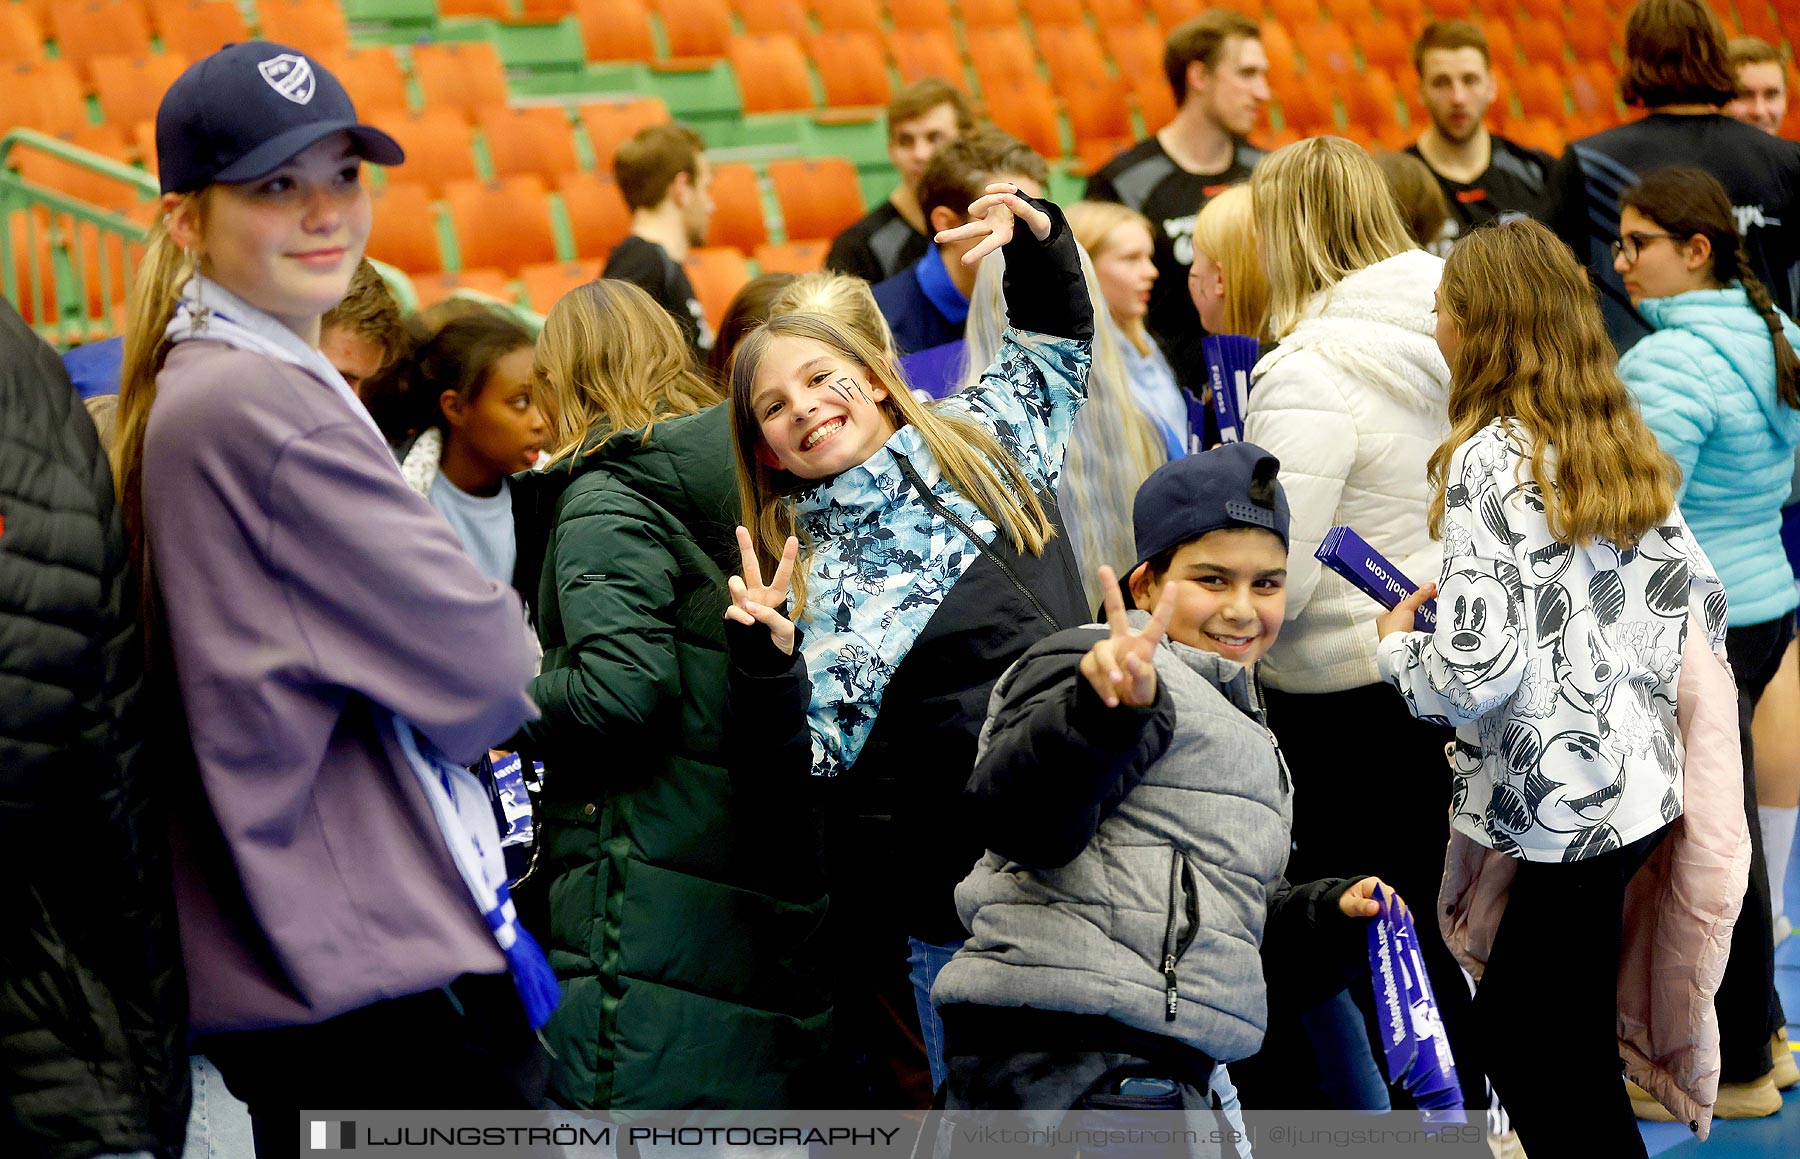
907, 935, 966, 1092
1300, 988, 1391, 1112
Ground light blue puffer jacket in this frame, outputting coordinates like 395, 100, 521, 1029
1619, 287, 1800, 627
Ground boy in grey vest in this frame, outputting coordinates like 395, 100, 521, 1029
930, 443, 1395, 1129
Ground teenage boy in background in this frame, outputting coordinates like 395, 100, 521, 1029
872, 127, 1047, 357
1086, 11, 1268, 392
320, 259, 406, 400
1725, 37, 1790, 136
1405, 20, 1552, 241
605, 123, 715, 356
828, 79, 974, 285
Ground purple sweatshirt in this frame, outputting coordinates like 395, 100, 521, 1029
143, 339, 538, 1033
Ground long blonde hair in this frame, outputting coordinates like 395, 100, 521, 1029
113, 201, 205, 640
959, 249, 1164, 609
1252, 137, 1418, 339
770, 271, 898, 357
1192, 184, 1271, 339
730, 312, 1052, 612
535, 278, 723, 463
1064, 200, 1156, 350
1430, 220, 1677, 547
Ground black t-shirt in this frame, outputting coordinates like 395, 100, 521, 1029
1544, 112, 1800, 353
1085, 136, 1263, 392
826, 200, 930, 286
1405, 134, 1552, 237
602, 235, 712, 353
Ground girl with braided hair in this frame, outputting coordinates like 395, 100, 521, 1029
1615, 163, 1800, 1116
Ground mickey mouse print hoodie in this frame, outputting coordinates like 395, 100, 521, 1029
1377, 420, 1727, 863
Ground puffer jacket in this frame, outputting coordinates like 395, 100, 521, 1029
0, 301, 189, 1159
1244, 249, 1451, 693
1439, 611, 1750, 1140
1619, 287, 1800, 627
512, 404, 831, 1110
932, 619, 1363, 1064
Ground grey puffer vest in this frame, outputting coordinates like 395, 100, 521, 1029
932, 620, 1295, 1063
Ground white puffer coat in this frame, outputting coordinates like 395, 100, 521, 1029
1244, 248, 1451, 693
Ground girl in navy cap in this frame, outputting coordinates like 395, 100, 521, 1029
112, 44, 552, 1156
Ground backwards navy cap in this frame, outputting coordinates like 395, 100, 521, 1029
156, 41, 403, 194
1121, 442, 1290, 604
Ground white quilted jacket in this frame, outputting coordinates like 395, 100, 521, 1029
1244, 248, 1451, 693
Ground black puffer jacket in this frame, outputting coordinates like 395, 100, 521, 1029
0, 302, 189, 1159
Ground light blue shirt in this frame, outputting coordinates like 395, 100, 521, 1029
430, 473, 516, 587
1118, 326, 1188, 459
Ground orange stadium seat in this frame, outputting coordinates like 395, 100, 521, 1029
1274, 71, 1335, 133
0, 6, 46, 63
1019, 0, 1084, 26
1428, 0, 1474, 16
704, 161, 769, 253
654, 0, 732, 59
1084, 0, 1143, 21
321, 47, 411, 114
412, 268, 515, 310
413, 42, 509, 122
1344, 67, 1400, 134
580, 97, 671, 170
1482, 19, 1518, 67
983, 77, 1063, 160
150, 0, 246, 58
1296, 21, 1355, 76
577, 0, 655, 63
1260, 20, 1298, 84
1510, 116, 1565, 157
1516, 63, 1567, 121
446, 176, 557, 275
1566, 13, 1619, 62
50, 0, 152, 82
0, 59, 89, 136
518, 0, 575, 21
1736, 3, 1781, 44
479, 106, 581, 187
257, 0, 351, 58
1132, 76, 1177, 134
558, 171, 632, 258
888, 0, 953, 32
768, 157, 863, 241
808, 31, 892, 109
366, 181, 443, 273
132, 119, 157, 170
729, 35, 813, 114
379, 108, 480, 194
959, 0, 1021, 29
888, 28, 966, 90
1379, 0, 1424, 35
966, 27, 1039, 94
1037, 25, 1110, 87
1267, 0, 1321, 30
1358, 18, 1411, 76
1065, 76, 1133, 173
1516, 0, 1563, 19
810, 0, 881, 36
1517, 18, 1566, 67
1149, 0, 1202, 26
754, 239, 827, 273
90, 52, 189, 128
440, 0, 510, 17
684, 245, 751, 328
13, 127, 139, 210
519, 260, 594, 313
1330, 0, 1372, 26
735, 0, 807, 38
1101, 21, 1162, 81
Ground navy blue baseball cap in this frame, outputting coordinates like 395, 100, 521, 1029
1121, 442, 1290, 604
155, 41, 404, 194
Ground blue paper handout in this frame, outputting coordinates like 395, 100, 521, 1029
1202, 333, 1259, 444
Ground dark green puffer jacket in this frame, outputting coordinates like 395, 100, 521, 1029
513, 403, 831, 1111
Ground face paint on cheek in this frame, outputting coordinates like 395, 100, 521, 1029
828, 375, 870, 406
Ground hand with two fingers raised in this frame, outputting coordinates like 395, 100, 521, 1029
725, 526, 800, 656
934, 182, 1054, 267
1079, 566, 1179, 709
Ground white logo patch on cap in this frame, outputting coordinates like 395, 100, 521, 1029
258, 54, 315, 104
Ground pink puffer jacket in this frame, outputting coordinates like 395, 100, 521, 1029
1437, 612, 1751, 1141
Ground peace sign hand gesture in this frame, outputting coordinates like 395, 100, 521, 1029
726, 526, 800, 656
934, 182, 1054, 267
1080, 566, 1178, 709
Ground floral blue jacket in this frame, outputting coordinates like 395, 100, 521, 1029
793, 327, 1092, 776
